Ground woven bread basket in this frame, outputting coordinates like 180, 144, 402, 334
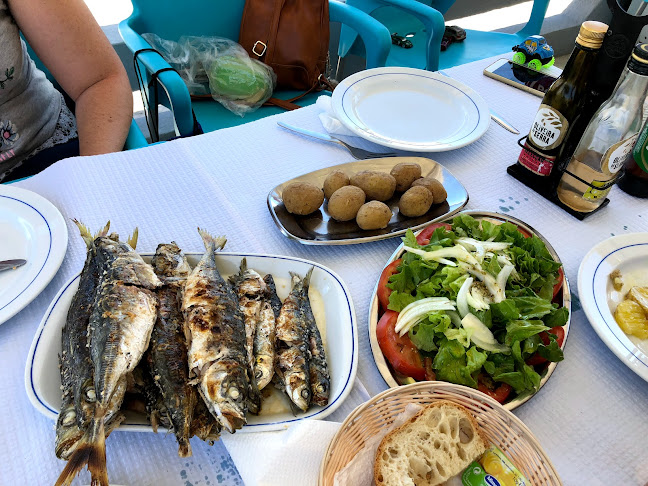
319, 382, 562, 486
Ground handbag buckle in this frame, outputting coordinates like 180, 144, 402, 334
252, 41, 267, 57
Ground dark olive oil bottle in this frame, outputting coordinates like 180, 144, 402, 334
515, 21, 608, 191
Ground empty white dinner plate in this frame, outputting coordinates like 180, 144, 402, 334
578, 233, 648, 383
0, 185, 67, 325
331, 67, 490, 152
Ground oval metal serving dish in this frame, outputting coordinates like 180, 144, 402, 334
267, 157, 468, 245
368, 210, 571, 411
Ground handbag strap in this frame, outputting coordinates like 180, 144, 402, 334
264, 75, 335, 111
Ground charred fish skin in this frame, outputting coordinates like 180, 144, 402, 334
183, 229, 251, 433
191, 395, 222, 443
56, 235, 160, 486
275, 273, 312, 413
56, 221, 110, 460
298, 268, 330, 407
150, 242, 197, 457
253, 301, 276, 391
263, 274, 282, 319
229, 258, 264, 411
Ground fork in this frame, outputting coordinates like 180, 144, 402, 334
277, 121, 398, 160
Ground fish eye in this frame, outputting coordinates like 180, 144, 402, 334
228, 387, 240, 399
85, 389, 96, 402
301, 388, 311, 399
317, 383, 327, 393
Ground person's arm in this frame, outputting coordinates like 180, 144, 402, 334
8, 0, 133, 156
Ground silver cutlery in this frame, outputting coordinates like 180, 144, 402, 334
0, 259, 27, 273
277, 121, 398, 160
489, 109, 520, 134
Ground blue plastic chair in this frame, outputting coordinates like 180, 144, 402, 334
24, 41, 148, 150
338, 0, 550, 72
119, 0, 392, 140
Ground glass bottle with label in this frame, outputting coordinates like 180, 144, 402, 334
618, 118, 648, 197
556, 43, 648, 212
515, 21, 608, 188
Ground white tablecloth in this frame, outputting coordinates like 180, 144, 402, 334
2, 55, 648, 485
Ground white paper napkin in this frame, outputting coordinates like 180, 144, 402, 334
222, 419, 342, 486
316, 96, 355, 137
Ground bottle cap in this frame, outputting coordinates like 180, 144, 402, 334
575, 21, 608, 49
628, 44, 648, 75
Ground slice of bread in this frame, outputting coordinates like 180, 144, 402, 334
374, 401, 488, 486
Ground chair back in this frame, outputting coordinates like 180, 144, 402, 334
126, 0, 246, 41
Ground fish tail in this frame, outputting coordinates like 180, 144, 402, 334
127, 227, 139, 249
55, 414, 108, 486
197, 228, 227, 252
178, 439, 192, 458
240, 257, 248, 273
72, 219, 95, 248
303, 267, 314, 289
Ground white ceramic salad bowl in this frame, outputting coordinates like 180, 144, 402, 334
368, 210, 571, 411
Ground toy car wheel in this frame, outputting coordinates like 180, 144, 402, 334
528, 58, 542, 71
512, 52, 526, 65
543, 56, 556, 69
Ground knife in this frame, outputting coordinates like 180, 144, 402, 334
489, 109, 520, 135
0, 259, 27, 273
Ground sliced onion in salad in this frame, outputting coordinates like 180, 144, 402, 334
461, 313, 510, 354
403, 244, 478, 266
395, 297, 457, 336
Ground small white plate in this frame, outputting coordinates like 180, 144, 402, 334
578, 233, 648, 383
331, 67, 490, 152
0, 185, 68, 325
25, 252, 357, 433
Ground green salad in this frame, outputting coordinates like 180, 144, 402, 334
380, 214, 568, 401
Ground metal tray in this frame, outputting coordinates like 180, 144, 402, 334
267, 157, 469, 245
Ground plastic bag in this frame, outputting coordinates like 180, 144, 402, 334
142, 33, 276, 116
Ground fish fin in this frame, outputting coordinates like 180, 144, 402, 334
72, 219, 95, 249
127, 227, 139, 249
96, 221, 111, 238
55, 415, 107, 486
240, 257, 247, 273
197, 228, 227, 252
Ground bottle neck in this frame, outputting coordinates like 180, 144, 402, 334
561, 43, 600, 81
607, 66, 648, 106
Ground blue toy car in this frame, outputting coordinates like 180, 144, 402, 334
512, 35, 555, 71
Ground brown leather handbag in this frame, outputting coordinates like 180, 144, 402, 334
238, 0, 330, 95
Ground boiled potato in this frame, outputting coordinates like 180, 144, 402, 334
328, 186, 366, 222
390, 162, 422, 192
282, 182, 324, 215
411, 177, 448, 204
399, 186, 433, 217
356, 201, 392, 230
323, 170, 350, 199
350, 171, 396, 201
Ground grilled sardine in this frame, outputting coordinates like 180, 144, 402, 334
275, 272, 312, 413
182, 229, 251, 433
149, 242, 197, 457
56, 231, 160, 486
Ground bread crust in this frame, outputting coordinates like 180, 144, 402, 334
373, 400, 488, 486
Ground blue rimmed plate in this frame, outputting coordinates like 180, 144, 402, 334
578, 233, 648, 383
331, 67, 490, 152
25, 252, 357, 433
0, 185, 68, 325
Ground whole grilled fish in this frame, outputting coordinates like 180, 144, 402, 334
299, 268, 330, 407
55, 221, 109, 460
56, 232, 161, 486
229, 259, 264, 408
182, 229, 252, 433
149, 242, 197, 457
275, 272, 312, 413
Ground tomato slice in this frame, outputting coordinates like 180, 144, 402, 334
525, 326, 566, 366
553, 267, 564, 301
377, 259, 402, 311
376, 310, 426, 381
415, 222, 452, 246
478, 382, 513, 403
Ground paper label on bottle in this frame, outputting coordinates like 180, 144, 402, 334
583, 179, 613, 201
528, 105, 569, 150
602, 135, 639, 175
518, 144, 556, 176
